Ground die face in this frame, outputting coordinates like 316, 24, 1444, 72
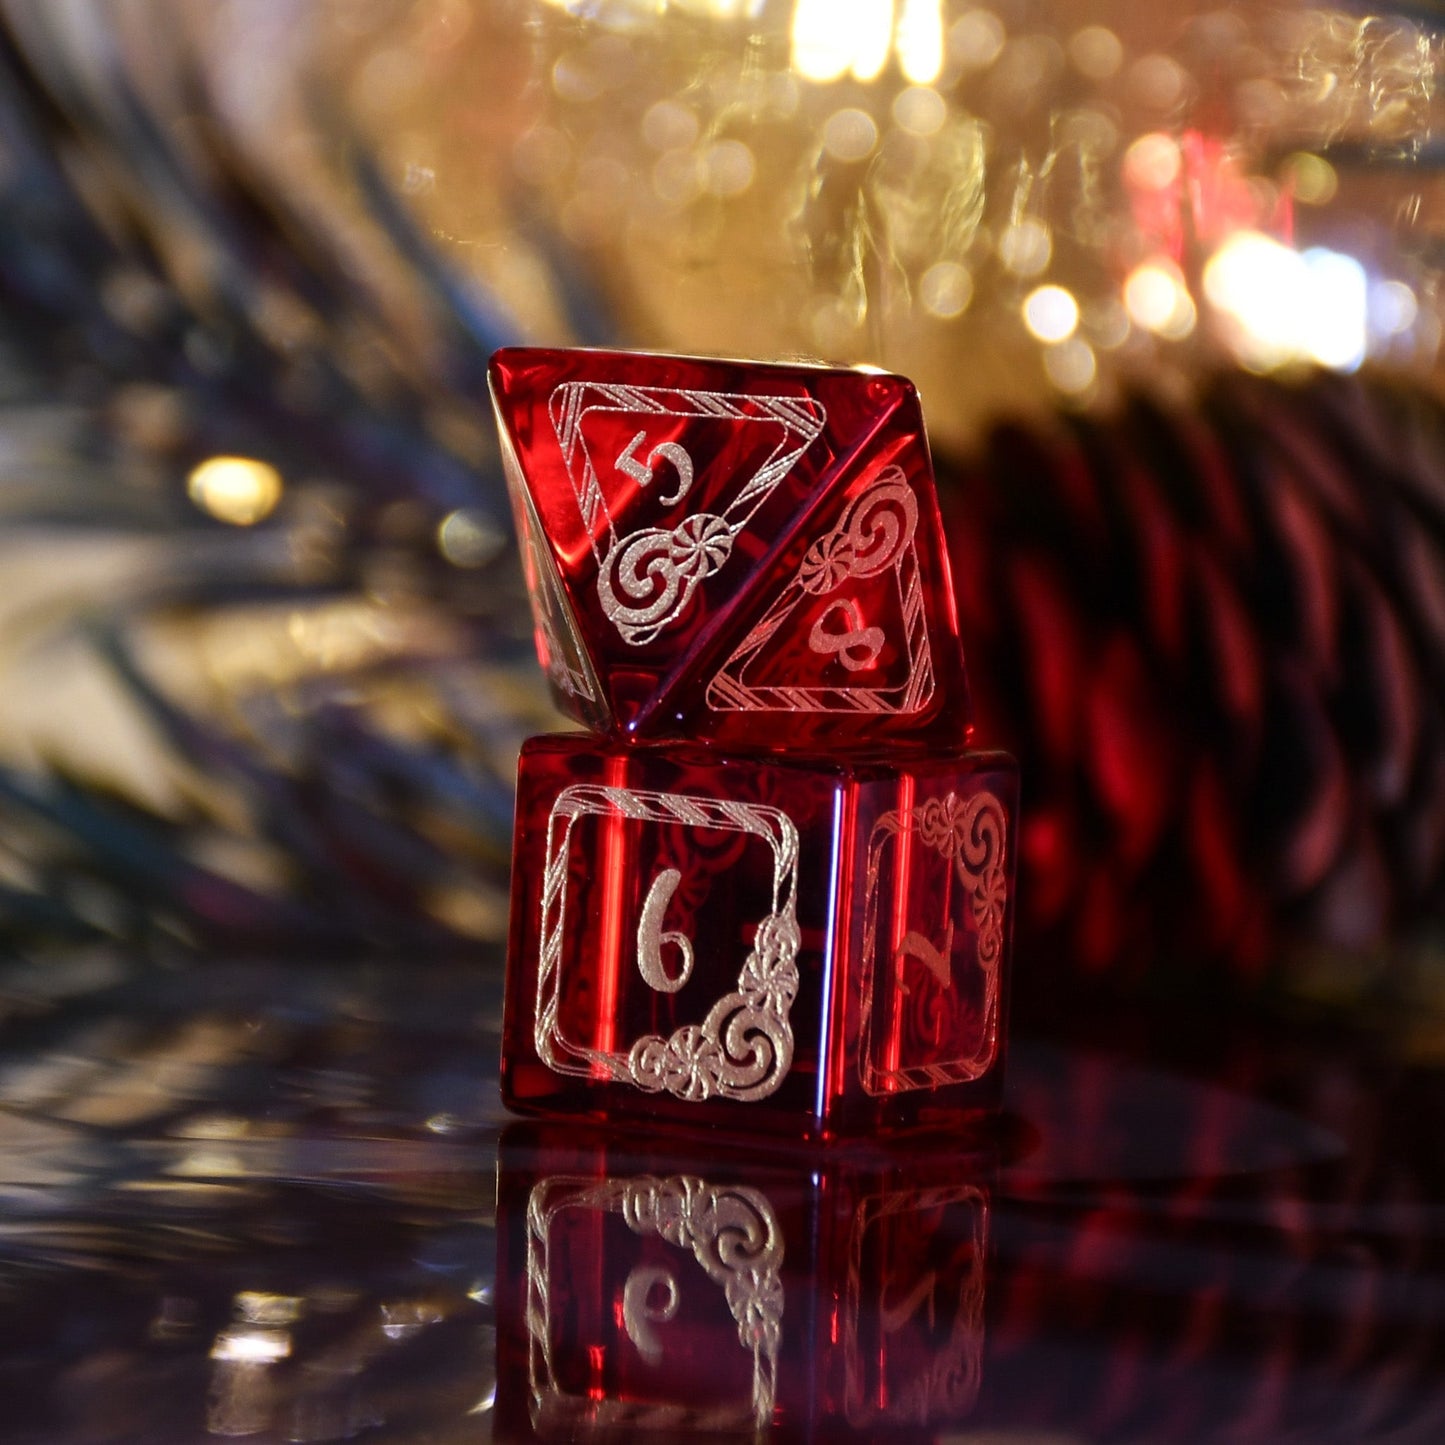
489, 347, 968, 745
494, 1123, 993, 1443
499, 423, 610, 731
839, 1167, 990, 1431
503, 733, 842, 1138
680, 422, 972, 752
832, 755, 1018, 1137
504, 735, 1015, 1141
495, 1128, 808, 1439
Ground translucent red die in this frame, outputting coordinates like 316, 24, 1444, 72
494, 1122, 992, 1443
488, 347, 971, 750
502, 733, 1017, 1141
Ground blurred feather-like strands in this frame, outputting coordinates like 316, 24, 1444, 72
0, 6, 569, 964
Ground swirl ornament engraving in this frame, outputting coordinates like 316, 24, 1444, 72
527, 1174, 784, 1432
548, 380, 826, 647
538, 784, 801, 1103
912, 792, 1008, 969
798, 474, 918, 592
707, 466, 935, 714
598, 512, 735, 646
858, 788, 1009, 1095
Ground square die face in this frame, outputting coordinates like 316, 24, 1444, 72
525, 1178, 778, 1432
843, 757, 1018, 1117
505, 737, 841, 1133
843, 1181, 988, 1428
540, 788, 799, 1094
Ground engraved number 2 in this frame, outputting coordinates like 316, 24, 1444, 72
896, 920, 955, 987
880, 1269, 938, 1334
637, 868, 695, 993
616, 431, 695, 506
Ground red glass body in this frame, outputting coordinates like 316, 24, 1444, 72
489, 347, 971, 751
494, 1122, 992, 1444
503, 732, 1017, 1141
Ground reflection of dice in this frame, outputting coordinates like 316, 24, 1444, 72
494, 1122, 992, 1443
488, 347, 970, 750
503, 733, 1017, 1139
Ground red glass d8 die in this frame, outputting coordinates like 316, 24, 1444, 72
503, 733, 1017, 1140
488, 347, 970, 751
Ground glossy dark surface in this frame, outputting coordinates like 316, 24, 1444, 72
0, 953, 1442, 1442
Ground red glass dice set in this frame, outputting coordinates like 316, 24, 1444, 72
490, 347, 1017, 1141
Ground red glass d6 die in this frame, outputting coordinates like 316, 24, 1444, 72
495, 1123, 993, 1443
503, 732, 1017, 1140
489, 347, 970, 750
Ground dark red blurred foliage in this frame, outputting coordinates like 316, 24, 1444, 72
937, 368, 1445, 998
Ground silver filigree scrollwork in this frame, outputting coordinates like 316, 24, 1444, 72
707, 466, 935, 714
538, 784, 800, 1103
548, 381, 826, 647
797, 470, 918, 594
527, 1174, 784, 1432
858, 788, 1009, 1094
912, 792, 1008, 968
597, 512, 735, 646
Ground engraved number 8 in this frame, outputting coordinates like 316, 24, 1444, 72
616, 431, 695, 506
637, 868, 695, 993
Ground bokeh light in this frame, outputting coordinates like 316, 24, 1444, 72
1203, 232, 1367, 372
1124, 260, 1197, 340
1023, 285, 1079, 343
187, 457, 284, 526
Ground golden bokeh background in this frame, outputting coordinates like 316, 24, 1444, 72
226, 0, 1445, 450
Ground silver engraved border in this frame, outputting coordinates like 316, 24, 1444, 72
857, 789, 1008, 1095
526, 1174, 784, 1433
538, 784, 801, 1103
547, 381, 826, 559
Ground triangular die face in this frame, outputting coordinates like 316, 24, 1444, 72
705, 464, 936, 717
497, 418, 609, 729
548, 381, 826, 648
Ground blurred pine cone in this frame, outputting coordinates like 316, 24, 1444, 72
939, 367, 1445, 998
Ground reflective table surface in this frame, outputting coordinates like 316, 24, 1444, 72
0, 953, 1441, 1443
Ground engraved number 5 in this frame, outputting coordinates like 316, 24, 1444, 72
637, 868, 695, 993
616, 431, 695, 506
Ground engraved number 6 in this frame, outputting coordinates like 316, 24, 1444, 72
622, 1265, 680, 1365
616, 431, 695, 506
637, 867, 695, 993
